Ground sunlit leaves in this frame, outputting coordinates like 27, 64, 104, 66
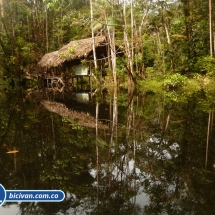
163, 73, 188, 89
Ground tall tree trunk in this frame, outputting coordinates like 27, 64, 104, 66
106, 10, 117, 84
0, 0, 3, 31
130, 0, 134, 75
110, 86, 118, 145
123, 0, 134, 83
205, 110, 211, 169
126, 87, 134, 176
156, 30, 166, 74
95, 102, 99, 194
139, 8, 149, 78
209, 0, 213, 57
90, 0, 98, 69
45, 6, 49, 52
164, 22, 171, 45
214, 21, 215, 55
181, 0, 193, 71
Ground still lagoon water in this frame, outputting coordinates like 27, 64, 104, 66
1, 85, 215, 214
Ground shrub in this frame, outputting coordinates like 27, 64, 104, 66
163, 73, 188, 89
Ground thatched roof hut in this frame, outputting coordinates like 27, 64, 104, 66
38, 36, 107, 69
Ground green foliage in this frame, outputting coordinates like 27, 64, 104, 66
142, 34, 155, 68
196, 99, 211, 113
195, 57, 215, 76
58, 44, 77, 59
116, 57, 127, 83
203, 78, 215, 104
67, 46, 75, 54
107, 16, 116, 31
0, 0, 212, 90
62, 116, 83, 130
0, 76, 10, 90
164, 90, 188, 103
163, 73, 188, 89
145, 67, 163, 80
182, 79, 201, 95
91, 21, 103, 32
138, 79, 163, 94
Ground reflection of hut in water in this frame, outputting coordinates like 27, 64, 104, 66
37, 36, 121, 90
41, 100, 108, 130
75, 92, 90, 104
74, 89, 97, 104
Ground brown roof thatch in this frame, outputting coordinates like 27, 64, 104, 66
38, 36, 106, 68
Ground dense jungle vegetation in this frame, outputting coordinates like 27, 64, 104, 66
2, 1, 215, 214
0, 0, 214, 87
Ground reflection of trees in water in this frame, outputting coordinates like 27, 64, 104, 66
1, 88, 215, 214
137, 97, 215, 215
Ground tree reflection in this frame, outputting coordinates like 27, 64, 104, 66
1, 88, 215, 214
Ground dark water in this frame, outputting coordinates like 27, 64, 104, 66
1, 86, 215, 215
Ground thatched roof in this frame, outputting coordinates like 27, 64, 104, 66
38, 36, 106, 68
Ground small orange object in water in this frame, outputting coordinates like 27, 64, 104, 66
2, 144, 7, 147
6, 150, 19, 154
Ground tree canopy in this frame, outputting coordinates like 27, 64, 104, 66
0, 0, 214, 83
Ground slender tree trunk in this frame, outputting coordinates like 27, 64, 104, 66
132, 95, 137, 207
6, 0, 15, 39
210, 105, 214, 132
139, 9, 148, 78
90, 0, 98, 69
165, 114, 171, 132
126, 87, 134, 176
159, 113, 171, 144
0, 0, 3, 16
95, 102, 99, 205
111, 31, 117, 84
51, 114, 56, 160
205, 111, 211, 169
0, 0, 3, 31
214, 22, 215, 54
209, 0, 213, 57
157, 30, 166, 74
60, 3, 62, 45
111, 0, 117, 84
130, 0, 134, 74
110, 86, 118, 145
164, 22, 171, 45
163, 20, 174, 71
106, 11, 117, 84
27, 13, 30, 41
123, 0, 134, 83
45, 6, 49, 52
